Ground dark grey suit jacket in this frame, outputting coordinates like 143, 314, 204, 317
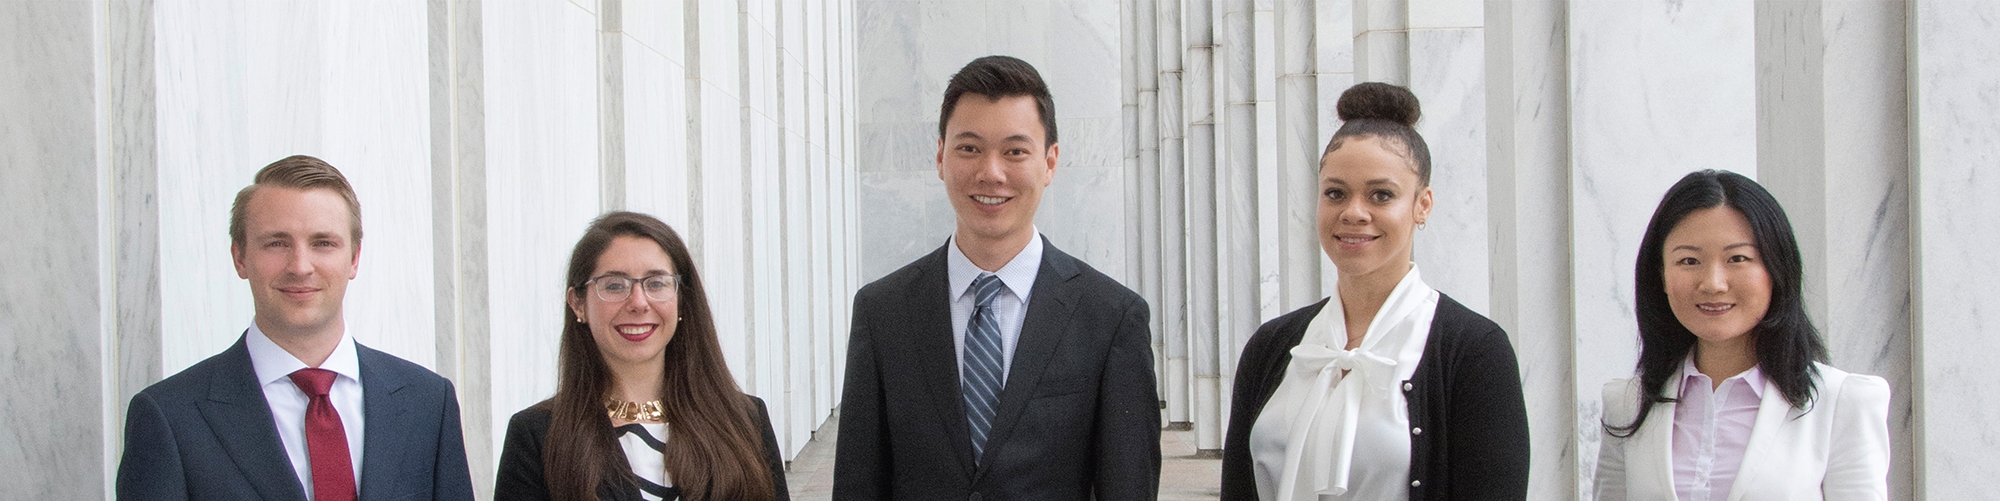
116, 334, 475, 501
834, 238, 1161, 500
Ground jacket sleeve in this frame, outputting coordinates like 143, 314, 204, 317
116, 391, 188, 501
751, 396, 792, 500
1593, 381, 1631, 501
1092, 296, 1162, 501
832, 295, 889, 499
1822, 373, 1891, 501
1219, 321, 1280, 501
1444, 323, 1531, 499
493, 410, 553, 501
433, 380, 477, 501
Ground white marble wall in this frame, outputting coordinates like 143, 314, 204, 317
0, 1, 110, 497
3, 1, 861, 499
1910, 0, 2000, 497
479, 0, 603, 471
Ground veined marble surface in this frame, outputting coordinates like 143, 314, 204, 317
1911, 0, 2000, 497
478, 0, 603, 459
0, 0, 108, 496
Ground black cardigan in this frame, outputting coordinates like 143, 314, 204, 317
494, 395, 791, 501
1220, 294, 1530, 500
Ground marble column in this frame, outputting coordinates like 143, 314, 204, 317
1909, 0, 2000, 496
426, 0, 494, 486
479, 0, 604, 461
1218, 0, 1260, 451
1275, 0, 1321, 312
1755, 1, 1913, 498
1567, 0, 1756, 490
0, 1, 110, 496
1157, 0, 1192, 428
1485, 1, 1573, 498
1134, 0, 1166, 406
1184, 0, 1226, 455
107, 1, 166, 495
1405, 0, 1487, 312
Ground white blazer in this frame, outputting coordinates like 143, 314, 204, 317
1595, 362, 1891, 501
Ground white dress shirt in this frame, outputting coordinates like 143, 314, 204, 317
1250, 265, 1436, 500
246, 322, 365, 500
946, 230, 1043, 384
1672, 357, 1765, 501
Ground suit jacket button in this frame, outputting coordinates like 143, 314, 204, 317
968, 494, 982, 501
1411, 427, 1422, 435
1411, 479, 1422, 487
1402, 381, 1414, 392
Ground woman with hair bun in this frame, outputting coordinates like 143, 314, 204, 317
1595, 170, 1890, 500
1221, 82, 1530, 500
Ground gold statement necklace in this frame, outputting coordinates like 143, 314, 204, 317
605, 397, 666, 423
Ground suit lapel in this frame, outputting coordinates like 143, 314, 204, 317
357, 343, 413, 499
908, 246, 979, 478
196, 335, 309, 501
1725, 377, 1799, 501
975, 243, 1080, 472
1632, 366, 1685, 498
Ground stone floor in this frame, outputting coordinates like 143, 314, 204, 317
784, 411, 1224, 500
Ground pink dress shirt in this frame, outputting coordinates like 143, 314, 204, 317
1671, 356, 1764, 501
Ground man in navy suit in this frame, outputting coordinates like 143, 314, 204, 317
834, 55, 1162, 500
116, 155, 473, 501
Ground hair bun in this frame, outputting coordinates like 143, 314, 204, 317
1336, 82, 1421, 127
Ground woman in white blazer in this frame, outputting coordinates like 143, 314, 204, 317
1596, 170, 1891, 501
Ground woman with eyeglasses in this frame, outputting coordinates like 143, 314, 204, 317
1595, 171, 1890, 500
496, 211, 787, 501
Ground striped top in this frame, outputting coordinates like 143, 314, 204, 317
614, 422, 679, 501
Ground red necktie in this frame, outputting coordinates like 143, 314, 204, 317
289, 368, 356, 501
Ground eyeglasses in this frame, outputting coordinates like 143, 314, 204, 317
581, 274, 680, 303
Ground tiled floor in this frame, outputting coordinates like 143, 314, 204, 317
785, 412, 1223, 500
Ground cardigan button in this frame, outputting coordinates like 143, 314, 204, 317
1402, 381, 1414, 392
1411, 479, 1422, 487
1411, 427, 1422, 435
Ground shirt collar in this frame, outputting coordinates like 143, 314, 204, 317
1679, 354, 1765, 399
246, 321, 363, 387
946, 229, 1043, 303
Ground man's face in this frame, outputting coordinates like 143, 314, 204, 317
936, 94, 1059, 250
231, 186, 359, 338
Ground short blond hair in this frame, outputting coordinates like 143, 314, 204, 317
228, 155, 362, 247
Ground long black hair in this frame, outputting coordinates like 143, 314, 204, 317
1607, 170, 1828, 437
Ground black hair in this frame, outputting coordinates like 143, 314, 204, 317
1323, 82, 1432, 186
1607, 169, 1828, 438
938, 55, 1058, 147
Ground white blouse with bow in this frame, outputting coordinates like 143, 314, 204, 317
1249, 266, 1437, 500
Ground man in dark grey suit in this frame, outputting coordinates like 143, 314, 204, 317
116, 155, 473, 501
834, 55, 1161, 500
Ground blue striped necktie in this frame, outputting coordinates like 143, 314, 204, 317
962, 273, 1007, 463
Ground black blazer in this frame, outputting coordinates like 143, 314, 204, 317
116, 335, 476, 501
1220, 294, 1529, 500
833, 239, 1161, 500
492, 395, 789, 501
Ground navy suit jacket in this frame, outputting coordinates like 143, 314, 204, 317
116, 334, 475, 501
834, 239, 1162, 500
